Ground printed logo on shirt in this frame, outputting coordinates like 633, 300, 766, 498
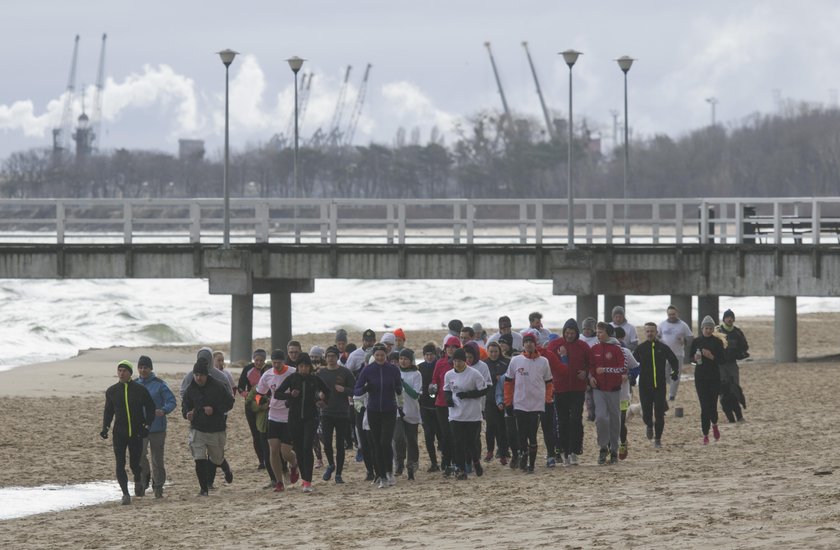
605, 352, 614, 360
515, 367, 530, 376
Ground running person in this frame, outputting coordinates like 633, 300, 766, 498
237, 349, 269, 469
431, 336, 460, 477
632, 323, 680, 448
588, 323, 627, 465
135, 355, 177, 499
101, 360, 155, 504
395, 348, 422, 480
417, 343, 442, 472
444, 348, 487, 480
255, 349, 298, 492
317, 346, 355, 484
717, 309, 749, 423
657, 305, 693, 402
691, 316, 727, 444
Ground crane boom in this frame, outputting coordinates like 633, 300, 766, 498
484, 42, 512, 126
54, 34, 80, 153
91, 33, 107, 151
522, 41, 555, 140
327, 65, 352, 146
344, 63, 372, 146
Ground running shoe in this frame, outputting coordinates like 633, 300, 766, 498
562, 454, 570, 467
387, 472, 396, 487
407, 466, 415, 481
134, 481, 145, 497
443, 466, 454, 478
198, 490, 209, 497
322, 464, 335, 481
527, 465, 535, 474
371, 476, 380, 486
427, 463, 440, 473
646, 425, 654, 441
224, 468, 233, 484
455, 471, 468, 481
484, 451, 494, 463
654, 439, 662, 449
302, 481, 313, 493
509, 455, 519, 470
569, 453, 579, 466
737, 417, 746, 423
315, 459, 323, 470
703, 435, 710, 445
598, 447, 608, 465
153, 487, 163, 499
473, 461, 484, 477
499, 456, 508, 466
377, 478, 387, 489
335, 475, 344, 484
365, 471, 375, 482
712, 424, 721, 441
609, 452, 618, 464
618, 443, 628, 460
355, 448, 364, 462
290, 466, 299, 484
273, 481, 285, 492
257, 463, 266, 470
546, 457, 557, 468
519, 458, 528, 472
121, 494, 131, 505
395, 464, 404, 476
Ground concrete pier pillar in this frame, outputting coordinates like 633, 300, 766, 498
670, 294, 693, 329
697, 295, 719, 325
604, 295, 625, 321
230, 294, 254, 364
271, 291, 292, 354
774, 296, 797, 363
576, 295, 598, 324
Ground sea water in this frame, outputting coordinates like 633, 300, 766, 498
2, 278, 839, 371
0, 481, 118, 520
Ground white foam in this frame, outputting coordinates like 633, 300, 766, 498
0, 481, 119, 520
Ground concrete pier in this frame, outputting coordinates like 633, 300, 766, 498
698, 295, 720, 325
604, 295, 625, 322
230, 294, 254, 363
271, 292, 292, 354
576, 295, 598, 324
774, 296, 797, 362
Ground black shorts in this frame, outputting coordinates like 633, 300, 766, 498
267, 420, 292, 444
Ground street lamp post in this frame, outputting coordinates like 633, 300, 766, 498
286, 56, 304, 243
706, 96, 718, 126
617, 55, 634, 241
218, 48, 238, 248
561, 49, 581, 248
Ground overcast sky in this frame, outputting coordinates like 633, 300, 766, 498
1, 1, 838, 160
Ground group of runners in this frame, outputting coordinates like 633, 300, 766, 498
101, 305, 749, 501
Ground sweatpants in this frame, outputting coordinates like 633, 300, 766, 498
290, 416, 317, 483
555, 391, 585, 457
420, 407, 440, 466
393, 418, 419, 470
451, 420, 481, 472
719, 362, 744, 422
140, 431, 166, 489
112, 432, 142, 495
321, 415, 350, 475
434, 406, 454, 468
592, 389, 621, 452
244, 404, 263, 465
367, 411, 397, 479
695, 378, 720, 435
514, 410, 540, 469
539, 399, 558, 458
484, 404, 506, 457
639, 386, 667, 440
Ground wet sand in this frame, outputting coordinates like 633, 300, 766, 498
0, 318, 838, 548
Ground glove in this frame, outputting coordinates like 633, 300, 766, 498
137, 425, 150, 439
99, 428, 109, 440
456, 392, 466, 399
629, 376, 637, 387
505, 405, 514, 416
398, 407, 405, 418
671, 374, 679, 382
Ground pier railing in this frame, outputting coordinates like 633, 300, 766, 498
0, 197, 838, 246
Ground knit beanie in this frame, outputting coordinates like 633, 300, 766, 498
701, 315, 716, 328
137, 355, 153, 370
117, 360, 134, 374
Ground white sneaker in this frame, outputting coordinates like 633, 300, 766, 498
387, 472, 396, 486
563, 454, 571, 466
569, 453, 579, 466
377, 478, 387, 489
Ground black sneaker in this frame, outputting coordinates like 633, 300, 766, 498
395, 464, 404, 476
365, 471, 375, 482
443, 466, 454, 478
121, 494, 131, 505
646, 424, 654, 441
609, 452, 618, 464
473, 461, 484, 477
134, 481, 145, 497
224, 469, 233, 484
527, 465, 535, 474
198, 490, 209, 497
598, 447, 608, 465
455, 471, 468, 480
427, 463, 440, 473
519, 458, 528, 472
509, 455, 519, 470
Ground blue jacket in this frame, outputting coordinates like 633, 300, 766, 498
136, 373, 177, 433
354, 361, 402, 413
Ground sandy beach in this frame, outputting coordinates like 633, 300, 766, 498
0, 317, 838, 548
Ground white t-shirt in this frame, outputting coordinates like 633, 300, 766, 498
487, 331, 524, 351
658, 319, 693, 363
580, 334, 598, 347
344, 347, 369, 374
399, 369, 422, 425
611, 321, 638, 349
443, 366, 487, 422
619, 347, 639, 403
505, 354, 552, 412
255, 366, 296, 422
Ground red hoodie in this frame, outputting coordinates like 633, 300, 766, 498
545, 338, 590, 393
431, 356, 453, 407
587, 341, 626, 392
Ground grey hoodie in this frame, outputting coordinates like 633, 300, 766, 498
179, 347, 235, 399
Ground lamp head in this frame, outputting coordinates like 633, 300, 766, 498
616, 55, 634, 73
287, 56, 305, 73
560, 49, 582, 68
218, 49, 238, 67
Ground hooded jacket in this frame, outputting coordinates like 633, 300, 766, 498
545, 318, 590, 393
135, 372, 177, 433
179, 347, 235, 399
587, 338, 626, 392
277, 371, 331, 422
182, 376, 235, 433
103, 380, 156, 439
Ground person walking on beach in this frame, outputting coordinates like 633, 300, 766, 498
213, 351, 235, 394
588, 323, 627, 465
256, 349, 299, 492
276, 352, 330, 493
394, 348, 422, 480
504, 333, 553, 473
632, 323, 680, 448
487, 315, 523, 352
444, 348, 487, 480
522, 312, 551, 347
237, 349, 269, 469
611, 306, 638, 351
317, 346, 355, 484
484, 341, 510, 464
613, 326, 639, 461
354, 343, 403, 488
691, 316, 727, 444
180, 347, 235, 399
135, 355, 176, 499
657, 305, 693, 402
717, 309, 749, 423
101, 360, 156, 505
182, 356, 235, 496
431, 336, 460, 477
418, 342, 442, 472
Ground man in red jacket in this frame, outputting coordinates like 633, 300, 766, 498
587, 322, 627, 465
431, 335, 460, 477
546, 319, 590, 466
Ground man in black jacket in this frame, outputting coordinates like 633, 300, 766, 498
717, 309, 749, 423
632, 323, 680, 448
101, 360, 156, 504
183, 357, 235, 496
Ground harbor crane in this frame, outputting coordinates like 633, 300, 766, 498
53, 35, 80, 154
484, 42, 513, 138
344, 63, 372, 146
522, 41, 555, 140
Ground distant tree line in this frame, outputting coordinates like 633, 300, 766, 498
1, 102, 838, 199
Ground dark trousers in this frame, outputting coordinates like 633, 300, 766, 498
504, 412, 519, 456
321, 415, 350, 474
112, 432, 142, 495
434, 406, 453, 468
259, 432, 276, 482
719, 362, 744, 422
484, 405, 507, 456
639, 386, 667, 440
515, 410, 540, 468
555, 391, 585, 456
451, 420, 481, 471
420, 407, 440, 465
394, 418, 419, 468
244, 404, 263, 465
539, 401, 557, 457
695, 378, 720, 435
290, 416, 317, 483
367, 410, 397, 479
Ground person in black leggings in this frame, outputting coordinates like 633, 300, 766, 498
691, 316, 726, 445
317, 346, 355, 484
237, 349, 268, 468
